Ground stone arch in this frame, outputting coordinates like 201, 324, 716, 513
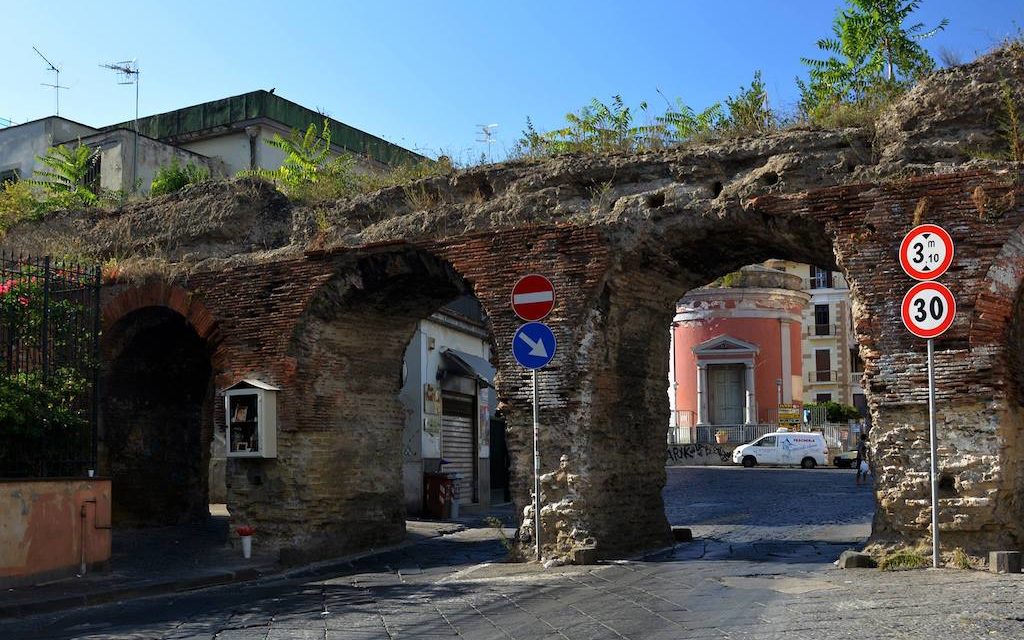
235, 245, 493, 563
562, 206, 842, 557
99, 300, 216, 526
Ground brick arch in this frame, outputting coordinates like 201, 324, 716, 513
102, 282, 221, 359
970, 218, 1024, 350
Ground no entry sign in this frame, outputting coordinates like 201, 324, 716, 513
901, 281, 956, 339
512, 274, 555, 321
899, 224, 954, 281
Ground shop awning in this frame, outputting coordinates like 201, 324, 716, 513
440, 349, 495, 388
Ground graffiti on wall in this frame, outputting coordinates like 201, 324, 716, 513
666, 443, 732, 465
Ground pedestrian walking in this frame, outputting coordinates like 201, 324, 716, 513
855, 433, 870, 485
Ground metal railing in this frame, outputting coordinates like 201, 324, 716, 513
807, 323, 837, 337
807, 369, 839, 383
0, 252, 101, 478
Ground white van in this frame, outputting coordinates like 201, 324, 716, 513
731, 430, 829, 469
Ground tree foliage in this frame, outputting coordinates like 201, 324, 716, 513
28, 143, 100, 207
238, 119, 359, 196
801, 0, 947, 112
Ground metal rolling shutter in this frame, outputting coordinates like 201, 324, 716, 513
441, 392, 476, 503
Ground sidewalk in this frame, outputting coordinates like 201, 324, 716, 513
0, 505, 508, 619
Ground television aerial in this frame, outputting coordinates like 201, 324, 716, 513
476, 123, 498, 163
100, 59, 141, 191
33, 46, 68, 116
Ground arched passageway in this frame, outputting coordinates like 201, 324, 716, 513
100, 306, 214, 526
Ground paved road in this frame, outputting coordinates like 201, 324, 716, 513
5, 467, 1023, 639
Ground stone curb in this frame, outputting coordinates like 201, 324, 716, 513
0, 523, 464, 620
0, 567, 274, 619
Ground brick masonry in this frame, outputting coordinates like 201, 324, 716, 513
92, 167, 1024, 562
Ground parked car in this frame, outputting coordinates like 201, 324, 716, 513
731, 430, 829, 469
833, 449, 859, 468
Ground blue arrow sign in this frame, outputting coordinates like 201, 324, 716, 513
512, 322, 557, 370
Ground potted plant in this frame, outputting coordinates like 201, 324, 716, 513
715, 430, 729, 445
237, 525, 255, 559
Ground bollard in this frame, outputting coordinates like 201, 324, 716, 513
989, 551, 1021, 574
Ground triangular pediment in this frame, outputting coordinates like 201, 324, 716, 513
692, 334, 759, 355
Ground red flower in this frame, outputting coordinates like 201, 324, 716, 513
17, 295, 29, 306
236, 526, 256, 537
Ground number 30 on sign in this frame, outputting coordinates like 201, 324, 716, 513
901, 281, 956, 339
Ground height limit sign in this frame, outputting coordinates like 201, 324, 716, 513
899, 223, 953, 281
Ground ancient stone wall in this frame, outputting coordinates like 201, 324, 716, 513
31, 45, 1024, 562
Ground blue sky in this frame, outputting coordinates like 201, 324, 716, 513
2, 1, 1021, 162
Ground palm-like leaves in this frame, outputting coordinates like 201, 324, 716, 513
28, 143, 99, 205
239, 119, 352, 190
802, 0, 947, 108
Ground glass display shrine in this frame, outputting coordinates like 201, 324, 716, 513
223, 379, 280, 458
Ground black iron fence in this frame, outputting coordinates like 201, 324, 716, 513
0, 252, 101, 478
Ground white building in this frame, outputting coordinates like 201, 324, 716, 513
0, 90, 423, 194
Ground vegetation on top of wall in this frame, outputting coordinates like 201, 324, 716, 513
513, 71, 777, 158
150, 158, 210, 197
798, 0, 947, 124
27, 143, 100, 208
238, 117, 454, 204
513, 1, 950, 158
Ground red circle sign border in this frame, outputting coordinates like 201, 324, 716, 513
511, 274, 555, 322
899, 223, 954, 281
901, 281, 956, 339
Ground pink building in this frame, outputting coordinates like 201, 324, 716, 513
669, 266, 808, 439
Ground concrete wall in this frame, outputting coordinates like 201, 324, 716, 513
78, 129, 223, 194
0, 117, 97, 182
666, 443, 733, 466
0, 478, 111, 587
179, 123, 380, 177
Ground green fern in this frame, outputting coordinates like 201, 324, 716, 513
28, 143, 99, 206
239, 119, 354, 192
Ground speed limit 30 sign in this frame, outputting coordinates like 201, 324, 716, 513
901, 281, 956, 339
900, 224, 954, 281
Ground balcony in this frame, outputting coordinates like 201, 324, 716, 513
806, 323, 838, 337
807, 369, 839, 384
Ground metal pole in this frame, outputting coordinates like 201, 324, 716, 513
533, 368, 541, 561
927, 338, 940, 568
132, 75, 139, 192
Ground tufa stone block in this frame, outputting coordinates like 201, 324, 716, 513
571, 546, 599, 565
837, 550, 877, 569
989, 551, 1021, 574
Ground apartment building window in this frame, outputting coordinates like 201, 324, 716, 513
810, 266, 833, 289
816, 392, 833, 403
814, 304, 830, 336
850, 348, 864, 373
815, 349, 831, 382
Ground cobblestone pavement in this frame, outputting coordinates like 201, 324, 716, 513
4, 467, 1022, 639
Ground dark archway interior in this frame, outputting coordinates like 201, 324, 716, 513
101, 307, 213, 526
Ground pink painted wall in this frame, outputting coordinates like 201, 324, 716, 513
0, 479, 111, 586
673, 300, 804, 422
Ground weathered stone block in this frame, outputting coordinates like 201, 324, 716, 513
838, 550, 877, 569
989, 551, 1021, 574
571, 546, 599, 565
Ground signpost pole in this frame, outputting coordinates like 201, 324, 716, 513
927, 337, 940, 568
532, 368, 541, 561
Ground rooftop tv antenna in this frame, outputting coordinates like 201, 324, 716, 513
475, 123, 498, 163
33, 46, 68, 116
101, 59, 140, 191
